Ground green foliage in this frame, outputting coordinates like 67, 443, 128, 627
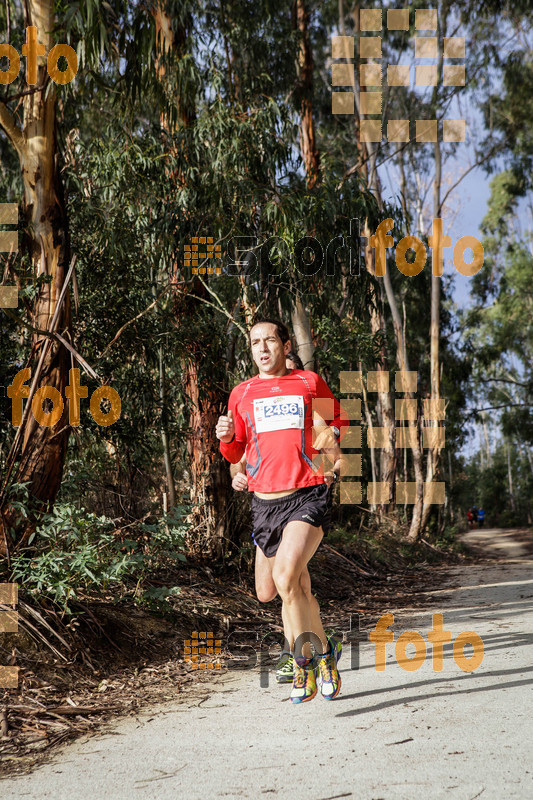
462, 25, 533, 521
456, 443, 533, 527
314, 315, 382, 392
9, 503, 189, 614
1, 0, 530, 557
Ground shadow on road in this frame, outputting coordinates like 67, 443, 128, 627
336, 663, 533, 717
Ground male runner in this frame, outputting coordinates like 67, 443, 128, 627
216, 319, 348, 703
230, 350, 321, 686
230, 350, 303, 491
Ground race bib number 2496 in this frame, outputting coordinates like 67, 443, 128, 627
253, 395, 304, 433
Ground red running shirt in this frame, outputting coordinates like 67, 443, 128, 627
219, 370, 349, 493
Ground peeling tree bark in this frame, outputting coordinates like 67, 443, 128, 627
368, 271, 396, 500
291, 296, 315, 369
418, 1, 448, 536
293, 0, 320, 190
0, 0, 71, 553
340, 0, 396, 504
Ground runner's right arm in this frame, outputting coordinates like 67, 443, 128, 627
230, 454, 248, 491
230, 454, 246, 479
217, 387, 247, 463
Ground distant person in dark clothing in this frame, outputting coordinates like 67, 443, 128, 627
472, 506, 478, 526
478, 507, 485, 528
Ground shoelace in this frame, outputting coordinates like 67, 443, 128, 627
294, 673, 306, 688
294, 661, 312, 688
319, 653, 335, 681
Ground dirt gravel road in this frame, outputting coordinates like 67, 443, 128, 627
2, 528, 533, 800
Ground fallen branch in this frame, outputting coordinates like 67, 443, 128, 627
36, 705, 122, 716
18, 600, 72, 651
15, 611, 70, 663
322, 543, 376, 578
420, 537, 444, 555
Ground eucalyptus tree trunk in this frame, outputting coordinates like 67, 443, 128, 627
291, 296, 315, 369
153, 3, 230, 557
293, 0, 320, 189
362, 232, 396, 500
150, 269, 176, 509
360, 363, 377, 512
418, 1, 448, 535
418, 133, 443, 534
290, 0, 318, 372
338, 2, 396, 501
383, 266, 424, 541
0, 0, 71, 553
343, 0, 429, 526
507, 441, 516, 512
481, 413, 491, 468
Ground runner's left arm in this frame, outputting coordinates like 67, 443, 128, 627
321, 438, 348, 486
312, 374, 350, 449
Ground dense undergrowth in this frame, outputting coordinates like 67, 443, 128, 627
3, 486, 190, 617
1, 487, 468, 627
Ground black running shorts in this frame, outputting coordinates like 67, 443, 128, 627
251, 483, 332, 558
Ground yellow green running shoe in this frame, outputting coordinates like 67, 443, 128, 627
290, 657, 317, 704
319, 634, 343, 665
317, 638, 342, 700
275, 651, 294, 684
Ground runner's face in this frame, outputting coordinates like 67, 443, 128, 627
250, 323, 290, 377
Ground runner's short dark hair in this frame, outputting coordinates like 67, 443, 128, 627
286, 351, 304, 370
249, 318, 290, 344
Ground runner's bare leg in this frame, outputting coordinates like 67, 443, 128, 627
255, 547, 295, 650
255, 546, 314, 653
299, 564, 327, 655
271, 521, 328, 659
281, 567, 313, 652
254, 547, 277, 603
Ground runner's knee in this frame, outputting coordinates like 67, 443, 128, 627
300, 567, 312, 598
272, 566, 304, 599
256, 582, 277, 603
